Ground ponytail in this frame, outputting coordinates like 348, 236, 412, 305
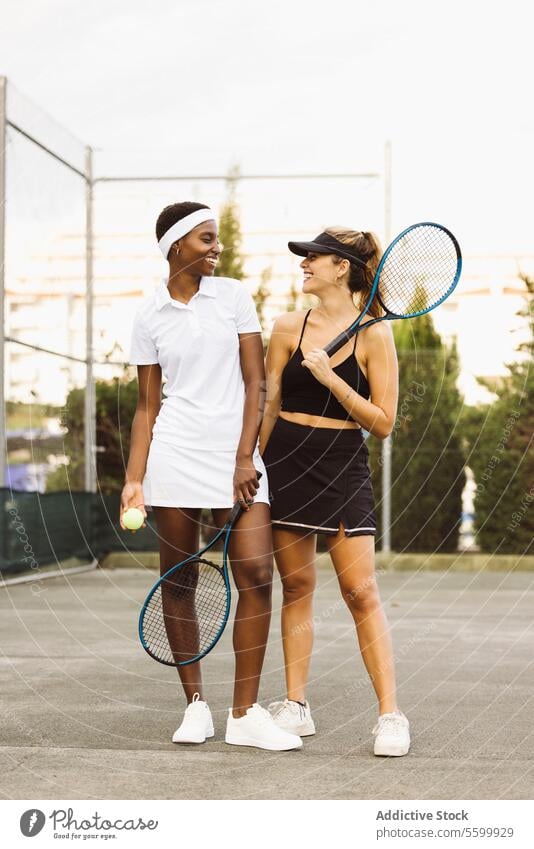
325, 227, 383, 317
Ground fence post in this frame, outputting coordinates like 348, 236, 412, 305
0, 78, 7, 488
381, 139, 392, 552
84, 146, 96, 492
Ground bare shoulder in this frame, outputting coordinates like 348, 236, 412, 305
272, 309, 307, 332
271, 309, 306, 338
268, 310, 307, 355
361, 319, 394, 344
359, 320, 395, 362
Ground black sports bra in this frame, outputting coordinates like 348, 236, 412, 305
280, 310, 370, 420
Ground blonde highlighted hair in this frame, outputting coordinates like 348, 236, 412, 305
325, 227, 383, 317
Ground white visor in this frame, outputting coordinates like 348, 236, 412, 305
158, 208, 216, 258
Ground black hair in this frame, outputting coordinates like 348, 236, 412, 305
155, 202, 211, 242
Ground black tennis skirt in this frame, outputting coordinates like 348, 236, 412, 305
263, 417, 377, 537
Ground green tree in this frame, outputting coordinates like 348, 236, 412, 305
215, 166, 245, 280
287, 277, 299, 312
368, 314, 466, 552
45, 387, 85, 491
463, 274, 533, 554
255, 266, 271, 333
46, 375, 139, 494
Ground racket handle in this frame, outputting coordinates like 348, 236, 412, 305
229, 471, 263, 525
324, 328, 357, 357
228, 502, 243, 524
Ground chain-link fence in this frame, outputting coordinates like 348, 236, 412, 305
2, 78, 92, 496
1, 78, 391, 574
4, 78, 528, 572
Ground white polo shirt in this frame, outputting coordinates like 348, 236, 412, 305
129, 276, 262, 451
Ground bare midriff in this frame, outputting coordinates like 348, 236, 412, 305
279, 410, 361, 430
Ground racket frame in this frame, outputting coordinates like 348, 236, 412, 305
138, 501, 241, 667
323, 221, 462, 356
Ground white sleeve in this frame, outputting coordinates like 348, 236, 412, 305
129, 310, 158, 365
235, 283, 262, 333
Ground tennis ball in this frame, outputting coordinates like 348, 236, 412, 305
122, 507, 145, 531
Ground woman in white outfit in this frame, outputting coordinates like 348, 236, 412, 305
121, 202, 301, 751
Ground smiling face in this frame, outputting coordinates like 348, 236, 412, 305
300, 252, 349, 294
175, 220, 222, 275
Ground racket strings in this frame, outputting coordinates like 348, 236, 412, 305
379, 226, 459, 316
141, 557, 228, 666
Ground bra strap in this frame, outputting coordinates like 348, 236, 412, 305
297, 309, 312, 347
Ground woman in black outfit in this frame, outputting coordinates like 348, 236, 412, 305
260, 227, 410, 756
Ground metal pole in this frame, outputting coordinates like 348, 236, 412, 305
0, 77, 7, 488
381, 140, 393, 553
84, 146, 96, 492
94, 171, 380, 184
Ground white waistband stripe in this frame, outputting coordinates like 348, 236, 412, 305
272, 520, 376, 533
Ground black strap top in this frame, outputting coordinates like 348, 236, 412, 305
280, 310, 370, 420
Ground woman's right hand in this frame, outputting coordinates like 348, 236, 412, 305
120, 481, 147, 530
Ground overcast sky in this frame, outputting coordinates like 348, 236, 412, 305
1, 0, 533, 254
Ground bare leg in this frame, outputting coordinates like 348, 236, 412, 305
152, 506, 204, 703
326, 527, 398, 715
213, 503, 273, 718
272, 528, 317, 703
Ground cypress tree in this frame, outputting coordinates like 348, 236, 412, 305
464, 274, 533, 553
215, 166, 245, 281
255, 266, 271, 334
287, 278, 299, 312
368, 314, 466, 552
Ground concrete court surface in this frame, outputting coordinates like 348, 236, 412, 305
0, 565, 533, 800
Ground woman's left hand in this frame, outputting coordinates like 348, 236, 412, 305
301, 348, 335, 388
233, 455, 259, 511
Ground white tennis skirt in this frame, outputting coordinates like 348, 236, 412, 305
142, 438, 270, 509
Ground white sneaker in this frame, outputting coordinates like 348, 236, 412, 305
225, 703, 303, 751
172, 693, 214, 744
268, 698, 316, 737
372, 710, 410, 756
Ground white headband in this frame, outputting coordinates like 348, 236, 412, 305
158, 208, 216, 258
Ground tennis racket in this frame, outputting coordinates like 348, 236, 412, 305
138, 482, 259, 667
324, 222, 462, 356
